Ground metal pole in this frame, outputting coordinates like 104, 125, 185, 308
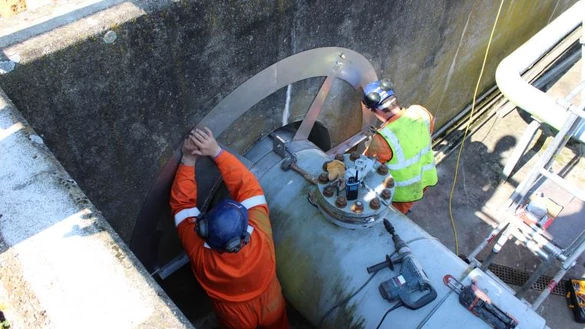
467, 219, 510, 261
516, 258, 554, 299
531, 265, 570, 310
479, 223, 515, 271
496, 1, 585, 143
531, 223, 585, 309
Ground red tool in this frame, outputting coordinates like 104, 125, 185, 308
444, 275, 518, 329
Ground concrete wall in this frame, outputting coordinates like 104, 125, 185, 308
0, 0, 577, 244
0, 88, 193, 329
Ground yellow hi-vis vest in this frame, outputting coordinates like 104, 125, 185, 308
377, 105, 438, 202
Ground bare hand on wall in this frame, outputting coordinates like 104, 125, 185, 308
180, 128, 200, 166
191, 127, 221, 158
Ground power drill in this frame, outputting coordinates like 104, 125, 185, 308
444, 275, 519, 329
367, 219, 438, 309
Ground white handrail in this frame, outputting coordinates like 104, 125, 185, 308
495, 0, 585, 143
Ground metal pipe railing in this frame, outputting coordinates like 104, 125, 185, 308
495, 0, 585, 143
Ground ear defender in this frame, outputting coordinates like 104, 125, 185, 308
363, 79, 397, 110
379, 79, 394, 91
223, 231, 251, 253
195, 214, 208, 239
364, 92, 382, 110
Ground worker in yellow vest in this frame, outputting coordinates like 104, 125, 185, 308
362, 79, 438, 214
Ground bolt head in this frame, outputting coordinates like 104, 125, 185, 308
377, 165, 388, 175
323, 186, 335, 197
370, 197, 381, 209
383, 176, 395, 188
351, 201, 364, 213
335, 196, 347, 208
381, 189, 391, 200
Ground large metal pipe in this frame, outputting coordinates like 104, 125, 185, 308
495, 0, 585, 142
245, 133, 548, 329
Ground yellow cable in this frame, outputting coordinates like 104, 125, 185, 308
449, 0, 505, 256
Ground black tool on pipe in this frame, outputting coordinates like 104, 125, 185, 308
367, 254, 394, 273
368, 219, 438, 310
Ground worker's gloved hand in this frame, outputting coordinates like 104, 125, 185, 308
326, 160, 346, 181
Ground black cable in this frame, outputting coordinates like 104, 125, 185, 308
375, 301, 404, 329
317, 270, 379, 327
317, 236, 438, 327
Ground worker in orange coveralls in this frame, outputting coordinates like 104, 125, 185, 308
362, 79, 438, 215
170, 127, 289, 329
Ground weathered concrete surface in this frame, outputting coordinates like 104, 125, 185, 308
0, 88, 192, 328
0, 0, 578, 246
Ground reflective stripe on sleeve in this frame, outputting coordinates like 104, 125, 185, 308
174, 207, 200, 227
240, 195, 267, 209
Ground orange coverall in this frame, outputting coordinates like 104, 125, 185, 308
170, 150, 289, 329
364, 106, 435, 214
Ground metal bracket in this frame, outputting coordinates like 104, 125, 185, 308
271, 133, 288, 158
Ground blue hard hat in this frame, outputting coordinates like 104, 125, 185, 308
197, 199, 249, 252
363, 79, 396, 110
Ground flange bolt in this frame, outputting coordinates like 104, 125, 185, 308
323, 185, 335, 197
351, 201, 364, 213
370, 197, 381, 210
335, 153, 345, 162
383, 176, 395, 188
350, 151, 360, 161
377, 165, 388, 175
335, 196, 347, 208
318, 173, 329, 184
381, 189, 391, 200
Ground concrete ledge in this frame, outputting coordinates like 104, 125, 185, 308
0, 87, 193, 328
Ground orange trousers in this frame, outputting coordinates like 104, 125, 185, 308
392, 201, 414, 214
211, 275, 289, 329
393, 188, 429, 214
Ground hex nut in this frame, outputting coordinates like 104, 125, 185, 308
381, 189, 391, 200
335, 153, 345, 162
383, 176, 395, 188
323, 186, 335, 197
350, 151, 360, 161
377, 165, 388, 175
370, 197, 381, 210
335, 196, 347, 208
351, 201, 364, 213
318, 172, 329, 184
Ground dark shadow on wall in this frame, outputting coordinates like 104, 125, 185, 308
0, 0, 298, 246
